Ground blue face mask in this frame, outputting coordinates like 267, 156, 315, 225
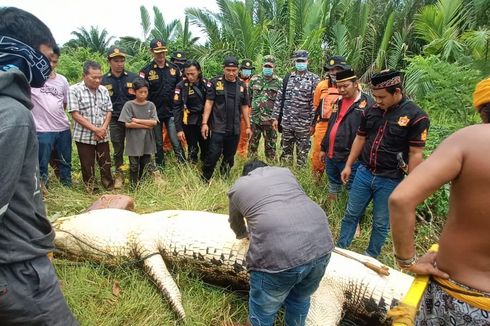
0, 36, 52, 88
241, 69, 252, 77
295, 62, 308, 71
262, 67, 273, 76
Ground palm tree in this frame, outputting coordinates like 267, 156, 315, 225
65, 26, 114, 54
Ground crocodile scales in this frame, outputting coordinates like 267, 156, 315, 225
53, 208, 414, 325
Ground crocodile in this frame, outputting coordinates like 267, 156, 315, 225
53, 208, 414, 325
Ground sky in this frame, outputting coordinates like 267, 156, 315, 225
3, 0, 219, 45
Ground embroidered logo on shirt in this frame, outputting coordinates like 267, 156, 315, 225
421, 129, 427, 141
170, 68, 176, 76
148, 70, 159, 81
359, 100, 367, 109
398, 115, 410, 127
216, 81, 224, 91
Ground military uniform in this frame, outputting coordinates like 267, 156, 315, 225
101, 47, 137, 174
272, 55, 319, 165
139, 39, 184, 165
248, 73, 282, 160
173, 77, 209, 163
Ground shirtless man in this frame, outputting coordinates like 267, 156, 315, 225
388, 77, 490, 324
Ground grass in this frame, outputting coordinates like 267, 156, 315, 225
46, 150, 444, 325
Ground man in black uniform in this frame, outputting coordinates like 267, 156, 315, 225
170, 50, 187, 74
139, 39, 185, 166
337, 70, 430, 258
201, 56, 251, 181
173, 60, 209, 163
101, 46, 137, 188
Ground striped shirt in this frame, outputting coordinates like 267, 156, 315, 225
68, 81, 113, 144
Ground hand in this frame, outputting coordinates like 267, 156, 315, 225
319, 151, 326, 163
403, 252, 449, 278
94, 127, 107, 140
309, 125, 315, 136
201, 124, 209, 139
341, 165, 352, 184
177, 131, 186, 143
246, 127, 252, 141
272, 119, 278, 131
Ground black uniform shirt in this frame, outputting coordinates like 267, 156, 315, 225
358, 97, 430, 179
139, 60, 181, 120
101, 70, 137, 120
206, 76, 249, 135
173, 78, 208, 131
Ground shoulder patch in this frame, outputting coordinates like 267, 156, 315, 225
398, 115, 410, 127
139, 72, 145, 78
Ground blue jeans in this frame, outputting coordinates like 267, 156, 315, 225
336, 164, 401, 257
37, 130, 72, 187
249, 254, 330, 326
325, 158, 359, 194
154, 117, 185, 166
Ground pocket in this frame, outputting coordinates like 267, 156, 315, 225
261, 271, 299, 297
387, 124, 407, 146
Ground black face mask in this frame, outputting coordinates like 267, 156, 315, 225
0, 36, 52, 88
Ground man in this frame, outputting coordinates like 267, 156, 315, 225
0, 7, 77, 324
31, 44, 72, 189
201, 56, 251, 181
310, 55, 349, 182
101, 46, 137, 189
170, 50, 187, 74
337, 70, 429, 258
272, 50, 319, 166
140, 39, 185, 166
237, 59, 254, 158
388, 77, 490, 324
69, 60, 114, 192
228, 160, 333, 326
248, 55, 282, 161
319, 69, 373, 201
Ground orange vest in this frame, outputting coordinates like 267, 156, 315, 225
319, 86, 340, 120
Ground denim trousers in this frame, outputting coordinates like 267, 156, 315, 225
325, 158, 359, 194
154, 117, 185, 166
248, 254, 330, 326
37, 129, 72, 187
201, 132, 239, 181
336, 164, 401, 257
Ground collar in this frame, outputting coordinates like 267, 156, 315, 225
107, 70, 128, 77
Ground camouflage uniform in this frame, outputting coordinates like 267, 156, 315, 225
248, 73, 282, 160
272, 52, 319, 165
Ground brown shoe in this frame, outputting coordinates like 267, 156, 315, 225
114, 173, 124, 189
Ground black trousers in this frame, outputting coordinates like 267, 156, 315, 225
75, 141, 114, 190
0, 255, 78, 325
183, 124, 209, 163
202, 132, 239, 181
129, 155, 152, 186
110, 120, 126, 171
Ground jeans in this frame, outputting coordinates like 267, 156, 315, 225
325, 158, 359, 194
109, 120, 125, 171
336, 164, 401, 257
154, 117, 185, 166
201, 132, 239, 181
249, 254, 330, 326
37, 129, 72, 187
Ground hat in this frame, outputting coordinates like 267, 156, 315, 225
370, 70, 402, 90
171, 50, 187, 61
473, 77, 490, 110
263, 55, 276, 66
240, 59, 255, 69
107, 46, 126, 59
325, 55, 349, 69
224, 56, 239, 68
336, 69, 357, 83
150, 39, 167, 53
292, 50, 309, 61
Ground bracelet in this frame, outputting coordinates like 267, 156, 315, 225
394, 253, 417, 269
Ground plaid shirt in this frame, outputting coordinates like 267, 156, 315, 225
68, 81, 113, 145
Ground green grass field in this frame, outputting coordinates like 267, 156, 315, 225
46, 155, 443, 325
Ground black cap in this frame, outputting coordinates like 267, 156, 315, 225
240, 59, 255, 69
150, 39, 167, 53
171, 50, 187, 61
224, 56, 239, 68
292, 50, 309, 61
325, 55, 349, 69
335, 69, 357, 82
107, 46, 126, 59
370, 70, 402, 89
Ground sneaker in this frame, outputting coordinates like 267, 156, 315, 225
114, 173, 124, 189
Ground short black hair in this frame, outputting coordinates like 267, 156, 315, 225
53, 44, 61, 57
132, 77, 149, 91
385, 83, 403, 95
480, 103, 490, 123
0, 7, 56, 51
82, 60, 101, 75
184, 60, 201, 71
242, 160, 268, 176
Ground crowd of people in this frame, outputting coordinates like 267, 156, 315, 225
1, 6, 488, 326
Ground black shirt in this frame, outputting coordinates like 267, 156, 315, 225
139, 60, 181, 120
206, 76, 249, 135
173, 78, 208, 131
358, 97, 430, 179
101, 70, 137, 120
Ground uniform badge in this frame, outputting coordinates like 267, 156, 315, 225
332, 103, 338, 113
174, 88, 180, 94
148, 70, 158, 81
174, 93, 179, 101
104, 84, 113, 90
216, 81, 224, 91
126, 82, 132, 88
139, 72, 145, 78
207, 81, 212, 88
240, 86, 244, 93
421, 129, 428, 141
330, 59, 335, 65
189, 88, 195, 95
170, 68, 176, 76
398, 115, 410, 127
359, 100, 367, 109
